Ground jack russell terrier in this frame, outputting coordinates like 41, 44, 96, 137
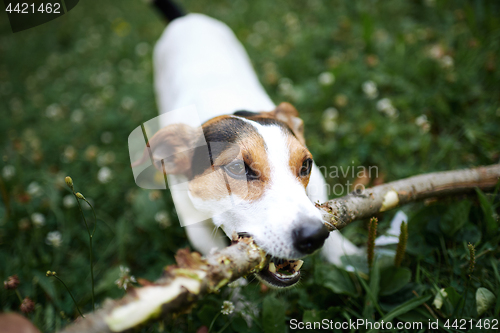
132, 1, 367, 288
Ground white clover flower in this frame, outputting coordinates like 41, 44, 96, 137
318, 72, 335, 86
100, 131, 114, 144
135, 42, 150, 57
424, 0, 436, 7
277, 78, 303, 101
93, 71, 112, 87
278, 78, 294, 96
415, 115, 427, 127
97, 167, 113, 183
27, 182, 43, 197
70, 109, 84, 123
45, 103, 62, 118
376, 98, 398, 118
115, 266, 137, 290
221, 300, 235, 315
284, 12, 299, 31
362, 80, 378, 99
247, 33, 263, 47
432, 288, 448, 310
334, 94, 349, 107
85, 145, 98, 161
385, 108, 398, 118
428, 44, 444, 59
63, 195, 77, 209
62, 146, 76, 163
31, 213, 46, 228
440, 55, 454, 69
376, 98, 391, 111
2, 165, 15, 180
415, 115, 430, 133
97, 152, 116, 166
121, 96, 136, 110
415, 114, 428, 126
253, 21, 269, 34
102, 86, 115, 99
154, 211, 171, 229
322, 107, 339, 133
46, 231, 62, 247
148, 190, 161, 201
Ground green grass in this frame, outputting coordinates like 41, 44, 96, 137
1, 0, 499, 332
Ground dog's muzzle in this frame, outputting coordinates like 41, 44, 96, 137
253, 218, 329, 288
292, 221, 330, 255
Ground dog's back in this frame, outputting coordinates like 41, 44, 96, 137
154, 14, 275, 125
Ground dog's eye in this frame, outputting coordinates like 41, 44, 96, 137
224, 161, 246, 179
299, 158, 313, 177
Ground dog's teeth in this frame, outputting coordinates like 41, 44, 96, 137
293, 260, 304, 271
269, 262, 276, 273
273, 258, 284, 266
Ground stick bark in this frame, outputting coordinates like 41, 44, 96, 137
317, 164, 500, 231
58, 164, 500, 332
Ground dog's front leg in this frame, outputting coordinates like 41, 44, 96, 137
185, 220, 228, 256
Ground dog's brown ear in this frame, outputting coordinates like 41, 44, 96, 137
132, 123, 202, 175
272, 102, 305, 145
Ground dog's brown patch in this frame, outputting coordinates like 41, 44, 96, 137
287, 135, 313, 189
188, 117, 271, 202
233, 105, 312, 189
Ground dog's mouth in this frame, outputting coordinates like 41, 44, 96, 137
257, 257, 304, 288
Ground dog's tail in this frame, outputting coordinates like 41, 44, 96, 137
152, 0, 185, 22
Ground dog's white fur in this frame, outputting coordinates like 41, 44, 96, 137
153, 13, 362, 264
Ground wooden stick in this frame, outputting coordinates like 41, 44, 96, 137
58, 237, 266, 333
317, 164, 500, 231
58, 164, 500, 332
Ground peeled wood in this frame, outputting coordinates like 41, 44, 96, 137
58, 237, 266, 333
58, 164, 500, 332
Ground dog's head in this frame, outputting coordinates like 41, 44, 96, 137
141, 102, 329, 287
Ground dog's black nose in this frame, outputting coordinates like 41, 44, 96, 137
292, 222, 329, 254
